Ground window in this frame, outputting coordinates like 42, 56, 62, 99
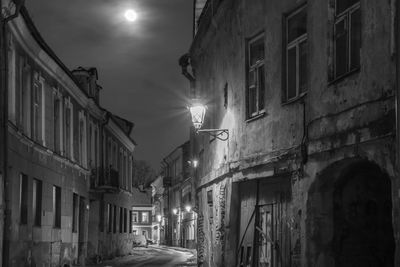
53, 95, 62, 153
72, 193, 79, 232
32, 77, 44, 144
124, 208, 128, 233
142, 212, 149, 223
129, 210, 133, 233
133, 230, 137, 235
78, 111, 87, 167
133, 212, 138, 223
285, 5, 307, 101
142, 230, 147, 238
64, 99, 73, 159
33, 178, 42, 226
119, 207, 123, 233
17, 56, 31, 133
53, 185, 61, 228
108, 203, 112, 233
333, 0, 361, 79
100, 201, 105, 232
20, 173, 28, 225
113, 205, 117, 233
246, 34, 265, 119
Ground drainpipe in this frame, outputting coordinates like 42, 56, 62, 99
1, 1, 24, 266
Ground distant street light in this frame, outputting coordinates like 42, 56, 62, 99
124, 9, 138, 22
172, 208, 178, 215
185, 205, 191, 212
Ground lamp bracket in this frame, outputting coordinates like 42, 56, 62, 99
197, 129, 229, 141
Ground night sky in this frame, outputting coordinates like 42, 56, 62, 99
25, 0, 193, 171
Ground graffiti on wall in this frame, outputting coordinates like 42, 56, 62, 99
197, 212, 205, 264
214, 183, 226, 265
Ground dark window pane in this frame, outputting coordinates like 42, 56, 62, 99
287, 47, 297, 99
53, 186, 61, 228
299, 40, 308, 94
248, 87, 257, 115
33, 179, 42, 226
335, 19, 348, 78
20, 174, 28, 225
258, 65, 265, 110
249, 69, 256, 87
72, 193, 78, 232
250, 38, 264, 66
350, 8, 361, 70
336, 0, 359, 15
287, 8, 307, 43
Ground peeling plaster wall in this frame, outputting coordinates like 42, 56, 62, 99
190, 0, 398, 266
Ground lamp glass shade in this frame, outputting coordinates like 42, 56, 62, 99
189, 104, 206, 130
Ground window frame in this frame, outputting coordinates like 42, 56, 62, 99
132, 211, 138, 223
141, 211, 149, 223
246, 33, 266, 120
332, 0, 361, 81
284, 4, 308, 103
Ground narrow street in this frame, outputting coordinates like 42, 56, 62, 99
88, 246, 197, 267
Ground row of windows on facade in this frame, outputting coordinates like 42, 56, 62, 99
246, 0, 360, 119
8, 49, 100, 169
106, 136, 134, 190
19, 173, 82, 232
100, 204, 151, 234
8, 49, 134, 187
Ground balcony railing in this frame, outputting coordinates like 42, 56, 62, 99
90, 166, 119, 192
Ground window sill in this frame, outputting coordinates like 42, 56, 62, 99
282, 92, 307, 106
328, 67, 360, 86
245, 111, 266, 123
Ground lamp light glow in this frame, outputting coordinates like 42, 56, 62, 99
189, 104, 206, 130
172, 208, 178, 215
192, 159, 199, 168
157, 215, 162, 222
185, 205, 192, 212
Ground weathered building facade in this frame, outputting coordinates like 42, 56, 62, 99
161, 141, 197, 248
0, 3, 140, 266
87, 112, 137, 261
182, 0, 400, 266
131, 187, 152, 241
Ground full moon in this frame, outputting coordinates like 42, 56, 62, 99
124, 9, 137, 22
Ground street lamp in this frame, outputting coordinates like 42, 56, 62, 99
172, 208, 178, 215
189, 102, 229, 141
185, 205, 191, 212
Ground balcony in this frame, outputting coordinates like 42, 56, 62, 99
90, 166, 120, 193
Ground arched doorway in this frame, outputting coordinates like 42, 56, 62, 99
306, 159, 395, 267
333, 162, 395, 267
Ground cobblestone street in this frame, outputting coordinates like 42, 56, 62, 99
87, 246, 197, 267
